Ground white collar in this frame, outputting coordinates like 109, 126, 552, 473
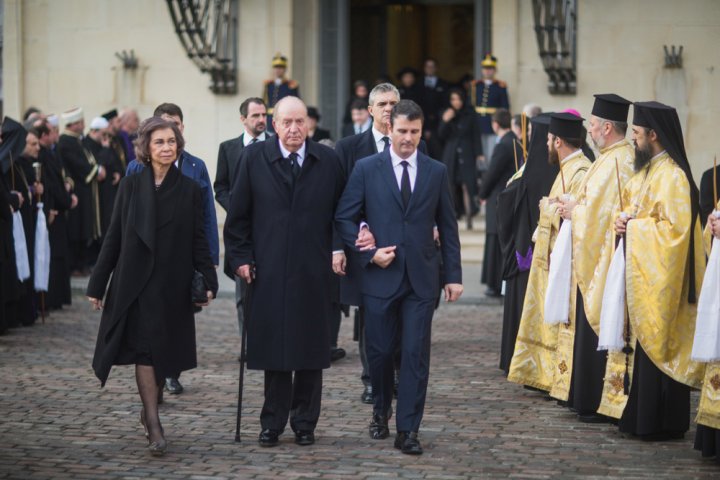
651, 150, 667, 161
278, 141, 306, 161
561, 149, 584, 165
372, 126, 390, 144
389, 147, 418, 168
243, 131, 266, 147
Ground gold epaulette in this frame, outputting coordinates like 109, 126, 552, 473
496, 80, 507, 88
288, 80, 298, 89
475, 106, 497, 115
264, 79, 274, 85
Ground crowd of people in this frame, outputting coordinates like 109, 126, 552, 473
1, 51, 719, 465
1, 106, 140, 333
497, 94, 720, 465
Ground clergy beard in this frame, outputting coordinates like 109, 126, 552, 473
548, 144, 560, 165
634, 143, 653, 171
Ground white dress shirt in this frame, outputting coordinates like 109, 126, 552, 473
278, 141, 306, 167
242, 131, 267, 147
372, 127, 391, 153
389, 148, 418, 192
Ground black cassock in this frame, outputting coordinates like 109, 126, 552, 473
57, 133, 100, 245
479, 130, 521, 294
224, 139, 344, 371
83, 136, 123, 236
0, 177, 16, 333
39, 146, 73, 309
497, 115, 555, 374
3, 155, 38, 326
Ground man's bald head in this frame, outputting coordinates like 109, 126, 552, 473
272, 96, 308, 152
273, 96, 307, 122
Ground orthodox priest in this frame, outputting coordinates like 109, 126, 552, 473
57, 108, 104, 275
694, 197, 720, 462
507, 113, 591, 391
497, 113, 556, 374
551, 95, 635, 421
599, 101, 704, 440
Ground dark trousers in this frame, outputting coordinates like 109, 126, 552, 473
330, 302, 342, 348
363, 275, 435, 432
260, 369, 323, 433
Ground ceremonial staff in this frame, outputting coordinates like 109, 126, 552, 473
33, 161, 46, 324
512, 139, 519, 172
615, 157, 633, 393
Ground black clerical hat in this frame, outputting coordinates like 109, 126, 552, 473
549, 112, 584, 139
632, 101, 673, 128
591, 94, 631, 122
102, 109, 118, 121
0, 117, 28, 174
307, 107, 321, 121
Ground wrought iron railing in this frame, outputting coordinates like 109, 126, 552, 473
166, 0, 238, 94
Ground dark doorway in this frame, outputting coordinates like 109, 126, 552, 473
349, 1, 475, 89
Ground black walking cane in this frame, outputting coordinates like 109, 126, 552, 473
235, 269, 253, 442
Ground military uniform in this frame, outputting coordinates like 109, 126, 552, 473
471, 54, 510, 161
263, 53, 300, 132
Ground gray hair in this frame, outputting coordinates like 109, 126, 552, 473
596, 116, 628, 136
368, 83, 400, 106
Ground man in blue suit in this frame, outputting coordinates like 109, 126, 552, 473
335, 83, 429, 405
125, 103, 219, 396
335, 100, 463, 455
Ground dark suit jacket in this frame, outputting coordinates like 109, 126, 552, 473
87, 166, 217, 386
223, 138, 345, 371
334, 129, 428, 305
478, 131, 521, 234
214, 133, 272, 211
335, 150, 462, 300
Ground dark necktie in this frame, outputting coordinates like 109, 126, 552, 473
250, 137, 258, 144
381, 136, 390, 152
288, 152, 300, 182
400, 160, 411, 210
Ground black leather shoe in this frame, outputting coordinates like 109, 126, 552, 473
294, 430, 315, 446
394, 431, 423, 455
361, 385, 373, 404
330, 347, 346, 362
258, 429, 280, 447
577, 413, 610, 424
369, 413, 390, 439
165, 377, 183, 394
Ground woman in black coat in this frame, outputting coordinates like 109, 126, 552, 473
438, 88, 483, 228
87, 117, 218, 456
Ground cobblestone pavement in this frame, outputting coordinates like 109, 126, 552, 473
1, 295, 718, 479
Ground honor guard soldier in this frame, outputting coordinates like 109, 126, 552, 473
263, 53, 300, 133
472, 54, 510, 162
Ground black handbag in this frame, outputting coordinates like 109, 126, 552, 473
191, 270, 208, 304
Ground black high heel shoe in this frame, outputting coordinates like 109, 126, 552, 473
140, 409, 167, 456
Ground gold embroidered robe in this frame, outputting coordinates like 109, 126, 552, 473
508, 151, 591, 390
598, 153, 706, 418
550, 140, 635, 400
697, 202, 720, 429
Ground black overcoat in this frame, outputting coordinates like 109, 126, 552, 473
437, 108, 483, 194
478, 131, 521, 234
224, 138, 344, 371
87, 166, 218, 386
